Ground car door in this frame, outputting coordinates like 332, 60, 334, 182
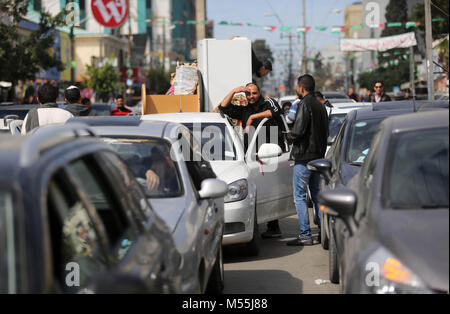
64, 153, 174, 293
246, 118, 295, 224
45, 169, 112, 293
180, 129, 223, 288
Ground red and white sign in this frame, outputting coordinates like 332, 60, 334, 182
340, 32, 417, 52
91, 0, 128, 28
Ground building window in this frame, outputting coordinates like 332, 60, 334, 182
33, 0, 42, 11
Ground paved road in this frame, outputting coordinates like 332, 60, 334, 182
223, 212, 340, 294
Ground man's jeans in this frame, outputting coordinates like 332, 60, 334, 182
293, 163, 321, 237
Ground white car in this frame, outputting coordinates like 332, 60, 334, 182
141, 113, 296, 255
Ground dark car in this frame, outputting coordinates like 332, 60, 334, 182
307, 105, 417, 283
0, 124, 182, 293
0, 104, 39, 120
318, 111, 449, 293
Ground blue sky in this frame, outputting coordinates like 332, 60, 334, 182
207, 0, 360, 53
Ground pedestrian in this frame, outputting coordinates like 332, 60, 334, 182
110, 95, 133, 116
282, 102, 292, 118
347, 87, 358, 102
403, 89, 411, 100
21, 83, 74, 134
285, 74, 329, 246
64, 86, 91, 116
369, 81, 391, 103
218, 82, 285, 238
252, 48, 272, 79
314, 91, 334, 109
22, 84, 37, 104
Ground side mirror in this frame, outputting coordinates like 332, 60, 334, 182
318, 188, 357, 219
256, 143, 282, 160
307, 159, 332, 184
9, 120, 23, 135
198, 179, 228, 199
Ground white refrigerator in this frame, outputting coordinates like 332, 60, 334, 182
197, 39, 253, 112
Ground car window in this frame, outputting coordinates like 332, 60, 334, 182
383, 128, 449, 209
328, 114, 347, 144
345, 118, 384, 165
103, 138, 183, 199
68, 158, 136, 261
177, 130, 216, 192
46, 176, 108, 293
97, 150, 153, 220
355, 127, 385, 221
183, 122, 237, 161
0, 190, 16, 293
331, 119, 347, 167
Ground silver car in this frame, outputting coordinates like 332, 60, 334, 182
68, 117, 227, 294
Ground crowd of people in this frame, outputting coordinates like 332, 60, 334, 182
20, 83, 133, 134
214, 74, 397, 246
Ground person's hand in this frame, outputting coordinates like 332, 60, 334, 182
245, 116, 254, 133
234, 86, 247, 94
146, 170, 160, 190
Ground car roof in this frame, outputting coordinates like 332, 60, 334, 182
68, 116, 183, 139
352, 106, 415, 121
384, 110, 449, 134
141, 112, 228, 124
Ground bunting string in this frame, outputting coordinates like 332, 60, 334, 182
146, 17, 446, 34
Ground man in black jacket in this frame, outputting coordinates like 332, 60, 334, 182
64, 86, 91, 116
286, 75, 329, 246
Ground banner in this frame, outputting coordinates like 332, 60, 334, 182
340, 32, 417, 52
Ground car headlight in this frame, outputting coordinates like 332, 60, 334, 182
361, 247, 433, 294
224, 179, 248, 203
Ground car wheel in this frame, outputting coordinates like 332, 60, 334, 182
320, 212, 329, 250
205, 244, 224, 294
329, 221, 340, 284
244, 208, 260, 257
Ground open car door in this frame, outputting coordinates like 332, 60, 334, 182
245, 118, 295, 224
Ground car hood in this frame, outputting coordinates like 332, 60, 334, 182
148, 197, 185, 234
209, 160, 249, 184
375, 209, 449, 292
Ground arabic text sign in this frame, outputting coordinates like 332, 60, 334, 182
340, 32, 417, 52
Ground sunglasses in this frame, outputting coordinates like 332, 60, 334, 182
375, 85, 383, 89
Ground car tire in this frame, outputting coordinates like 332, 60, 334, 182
320, 212, 329, 250
205, 244, 224, 294
329, 221, 340, 284
244, 208, 260, 257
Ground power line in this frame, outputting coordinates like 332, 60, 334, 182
431, 1, 449, 18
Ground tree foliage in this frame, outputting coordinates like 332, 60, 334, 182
0, 0, 66, 84
84, 61, 120, 102
146, 67, 171, 95
358, 0, 415, 91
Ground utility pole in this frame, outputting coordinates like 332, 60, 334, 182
424, 0, 435, 100
409, 46, 416, 99
280, 33, 297, 95
126, 0, 133, 100
162, 19, 166, 72
301, 0, 308, 74
69, 0, 75, 83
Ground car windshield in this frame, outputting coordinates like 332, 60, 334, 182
328, 113, 346, 144
0, 190, 15, 293
102, 138, 183, 199
183, 122, 237, 161
346, 118, 384, 165
90, 104, 111, 116
384, 128, 449, 209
